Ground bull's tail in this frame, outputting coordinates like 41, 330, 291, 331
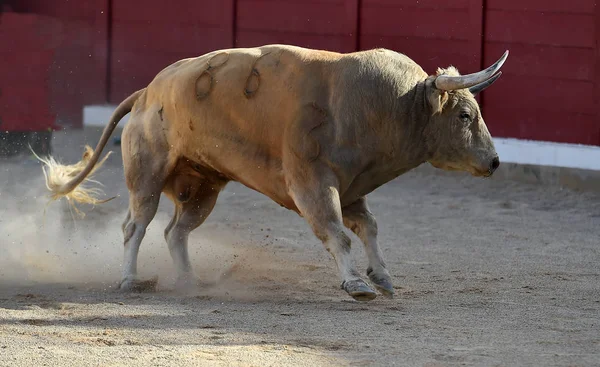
35, 88, 145, 213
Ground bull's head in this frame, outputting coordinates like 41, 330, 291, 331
423, 51, 508, 177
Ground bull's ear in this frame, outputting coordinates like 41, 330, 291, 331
428, 88, 449, 115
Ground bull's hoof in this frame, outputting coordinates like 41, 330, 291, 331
341, 279, 377, 302
367, 268, 395, 299
118, 276, 159, 293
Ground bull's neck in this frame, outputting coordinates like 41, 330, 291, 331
384, 80, 430, 171
340, 80, 430, 201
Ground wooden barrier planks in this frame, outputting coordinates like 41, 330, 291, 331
109, 0, 234, 103
235, 0, 358, 53
483, 0, 599, 145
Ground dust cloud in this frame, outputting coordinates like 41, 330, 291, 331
1, 173, 135, 287
0, 161, 303, 299
0, 166, 227, 291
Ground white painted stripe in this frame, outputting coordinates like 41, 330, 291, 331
493, 138, 600, 171
83, 105, 130, 127
83, 105, 600, 171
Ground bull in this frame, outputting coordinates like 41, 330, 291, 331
37, 44, 508, 301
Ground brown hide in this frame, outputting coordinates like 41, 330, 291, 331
136, 45, 441, 210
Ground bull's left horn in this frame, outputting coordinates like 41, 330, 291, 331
435, 50, 509, 91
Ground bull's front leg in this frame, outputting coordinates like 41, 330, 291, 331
289, 174, 378, 301
342, 197, 394, 298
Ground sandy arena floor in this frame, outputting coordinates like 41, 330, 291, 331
1, 128, 599, 366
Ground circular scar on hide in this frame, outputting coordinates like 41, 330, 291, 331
195, 52, 229, 100
207, 52, 229, 69
195, 70, 213, 100
244, 69, 260, 98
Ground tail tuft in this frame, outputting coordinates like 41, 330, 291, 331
33, 145, 115, 216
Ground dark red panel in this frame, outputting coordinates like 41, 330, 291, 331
8, 0, 105, 20
111, 22, 229, 55
0, 85, 54, 116
467, 0, 484, 67
235, 0, 358, 53
483, 3, 598, 145
359, 0, 484, 78
237, 0, 356, 34
487, 0, 595, 14
0, 13, 63, 132
484, 75, 594, 114
8, 0, 109, 128
49, 20, 108, 127
360, 37, 478, 75
483, 107, 598, 146
595, 2, 600, 145
0, 13, 64, 50
0, 51, 54, 84
109, 0, 234, 103
236, 31, 356, 53
359, 0, 469, 10
110, 51, 192, 101
0, 111, 58, 132
486, 10, 595, 48
485, 43, 595, 82
361, 7, 472, 40
48, 46, 108, 115
112, 0, 231, 24
482, 73, 597, 145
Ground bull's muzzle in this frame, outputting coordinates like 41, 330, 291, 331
489, 156, 500, 175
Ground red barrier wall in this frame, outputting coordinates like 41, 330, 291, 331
109, 0, 234, 103
359, 0, 484, 75
235, 0, 358, 53
0, 13, 61, 131
6, 0, 109, 128
482, 0, 600, 145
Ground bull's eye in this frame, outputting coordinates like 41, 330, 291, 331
459, 112, 471, 122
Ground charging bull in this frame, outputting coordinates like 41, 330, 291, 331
37, 44, 508, 301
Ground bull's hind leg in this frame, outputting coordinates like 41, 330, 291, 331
343, 197, 394, 298
118, 114, 172, 292
288, 170, 377, 301
164, 173, 227, 290
120, 187, 163, 291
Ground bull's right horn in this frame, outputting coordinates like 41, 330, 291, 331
435, 50, 509, 91
469, 71, 503, 95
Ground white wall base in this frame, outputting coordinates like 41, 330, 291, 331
493, 138, 600, 172
83, 105, 131, 127
83, 104, 600, 172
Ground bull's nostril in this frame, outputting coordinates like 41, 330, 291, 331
490, 156, 500, 171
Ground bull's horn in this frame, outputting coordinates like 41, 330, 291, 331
435, 50, 509, 91
469, 71, 502, 95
